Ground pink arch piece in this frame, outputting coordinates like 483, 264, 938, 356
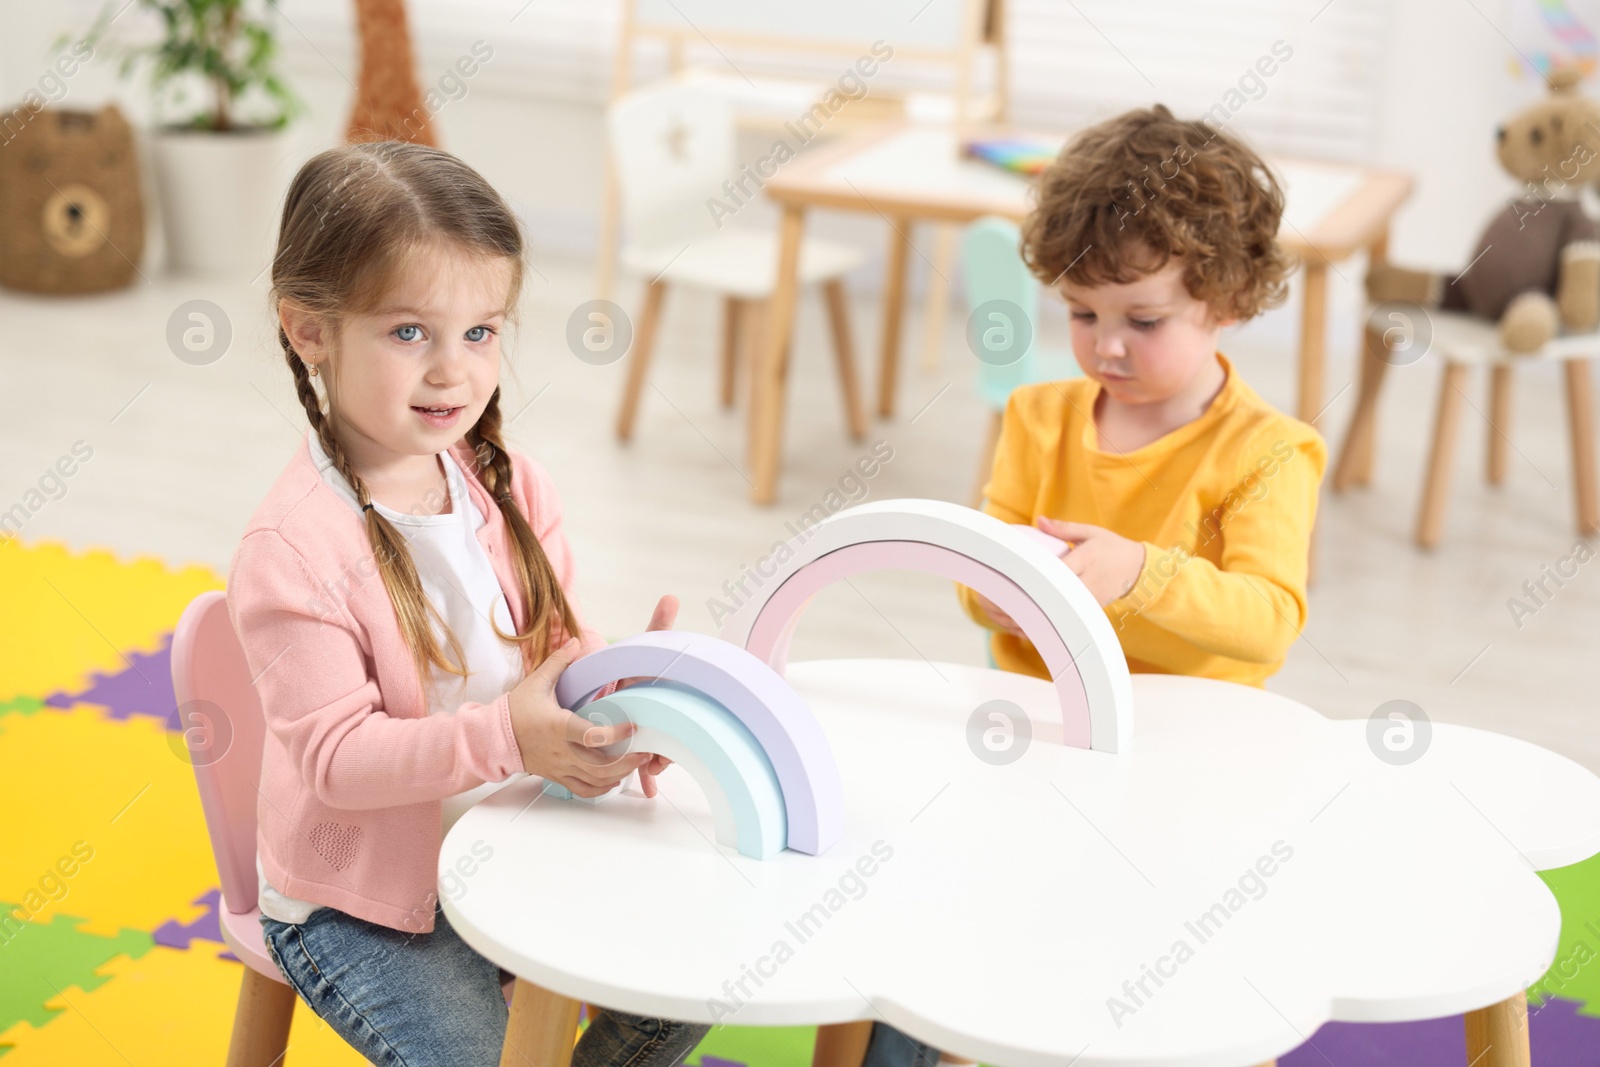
747, 541, 1092, 749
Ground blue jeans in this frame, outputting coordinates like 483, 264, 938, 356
861, 1022, 942, 1067
261, 903, 710, 1067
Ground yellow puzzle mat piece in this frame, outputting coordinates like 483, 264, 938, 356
0, 705, 218, 939
0, 538, 222, 704
0, 944, 368, 1065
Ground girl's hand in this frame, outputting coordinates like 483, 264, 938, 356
1036, 518, 1147, 606
616, 595, 679, 799
508, 638, 651, 797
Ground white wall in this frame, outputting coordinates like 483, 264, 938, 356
0, 0, 1557, 293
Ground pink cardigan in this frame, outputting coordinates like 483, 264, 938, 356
227, 436, 608, 933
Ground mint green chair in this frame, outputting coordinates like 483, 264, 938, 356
961, 216, 1081, 506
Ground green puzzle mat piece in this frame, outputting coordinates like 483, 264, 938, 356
1536, 855, 1600, 1016
0, 903, 154, 1036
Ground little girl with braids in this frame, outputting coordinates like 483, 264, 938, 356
227, 141, 707, 1066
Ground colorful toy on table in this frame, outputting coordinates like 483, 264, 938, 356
718, 498, 1132, 752
959, 133, 1062, 177
543, 630, 843, 860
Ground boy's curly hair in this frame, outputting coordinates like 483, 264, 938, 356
1021, 104, 1294, 322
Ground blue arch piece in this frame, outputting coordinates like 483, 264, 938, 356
544, 682, 788, 860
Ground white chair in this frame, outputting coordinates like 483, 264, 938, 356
1335, 307, 1600, 548
607, 82, 866, 442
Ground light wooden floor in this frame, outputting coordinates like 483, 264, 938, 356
5, 255, 1597, 776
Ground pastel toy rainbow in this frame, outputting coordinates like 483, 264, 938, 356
717, 499, 1134, 752
547, 630, 844, 856
557, 682, 788, 859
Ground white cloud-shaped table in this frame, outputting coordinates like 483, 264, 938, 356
441, 659, 1600, 1067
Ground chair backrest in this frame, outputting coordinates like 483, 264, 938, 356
607, 82, 736, 250
170, 590, 266, 916
962, 215, 1044, 410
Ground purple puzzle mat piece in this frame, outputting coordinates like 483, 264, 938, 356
151, 887, 239, 962
46, 634, 179, 729
1280, 996, 1600, 1066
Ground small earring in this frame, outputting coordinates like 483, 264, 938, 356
307, 363, 319, 377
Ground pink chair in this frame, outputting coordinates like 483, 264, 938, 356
171, 591, 297, 1067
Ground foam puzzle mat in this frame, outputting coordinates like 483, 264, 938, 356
2, 536, 1597, 1065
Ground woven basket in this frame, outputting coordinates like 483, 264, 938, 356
0, 103, 145, 294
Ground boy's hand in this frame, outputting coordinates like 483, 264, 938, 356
615, 594, 679, 799
1036, 518, 1147, 606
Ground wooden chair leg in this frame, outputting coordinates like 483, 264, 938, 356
812, 1021, 876, 1067
1416, 362, 1470, 549
1487, 364, 1513, 486
1333, 323, 1390, 491
501, 978, 584, 1067
616, 281, 668, 442
720, 296, 742, 409
1565, 359, 1600, 536
971, 409, 1002, 509
1464, 991, 1530, 1067
823, 279, 868, 440
225, 967, 296, 1067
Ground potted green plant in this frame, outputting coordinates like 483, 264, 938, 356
66, 0, 304, 274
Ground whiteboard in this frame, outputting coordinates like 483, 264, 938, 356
632, 0, 972, 54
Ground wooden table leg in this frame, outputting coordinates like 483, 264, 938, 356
1296, 262, 1329, 426
877, 219, 914, 419
812, 1020, 875, 1067
823, 279, 868, 440
750, 205, 807, 504
1464, 991, 1530, 1067
918, 223, 958, 372
1416, 362, 1470, 549
615, 281, 667, 442
501, 978, 583, 1067
1333, 323, 1391, 491
225, 967, 296, 1067
1565, 359, 1600, 536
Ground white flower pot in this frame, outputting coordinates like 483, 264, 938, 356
150, 127, 285, 276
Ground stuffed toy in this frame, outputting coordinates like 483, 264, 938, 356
346, 0, 437, 146
1367, 67, 1600, 353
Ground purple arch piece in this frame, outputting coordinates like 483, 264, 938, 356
747, 541, 1092, 749
554, 631, 844, 856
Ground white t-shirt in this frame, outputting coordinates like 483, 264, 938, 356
257, 432, 528, 924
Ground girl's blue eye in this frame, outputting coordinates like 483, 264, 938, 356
466, 325, 493, 343
394, 324, 422, 342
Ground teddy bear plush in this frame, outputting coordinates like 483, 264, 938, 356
1367, 67, 1600, 353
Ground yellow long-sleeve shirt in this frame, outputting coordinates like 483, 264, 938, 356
958, 353, 1327, 688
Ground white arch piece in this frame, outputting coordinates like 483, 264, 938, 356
717, 499, 1134, 753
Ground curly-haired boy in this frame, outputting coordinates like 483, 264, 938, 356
959, 103, 1328, 689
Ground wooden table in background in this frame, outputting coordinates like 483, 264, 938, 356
747, 123, 1414, 503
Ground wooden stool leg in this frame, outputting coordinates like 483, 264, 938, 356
1416, 362, 1470, 549
501, 978, 583, 1067
1333, 322, 1392, 491
1487, 364, 1513, 486
1464, 991, 1530, 1067
751, 206, 807, 503
225, 968, 296, 1067
616, 281, 668, 442
1565, 359, 1600, 536
812, 1021, 876, 1067
720, 296, 742, 409
823, 279, 867, 440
